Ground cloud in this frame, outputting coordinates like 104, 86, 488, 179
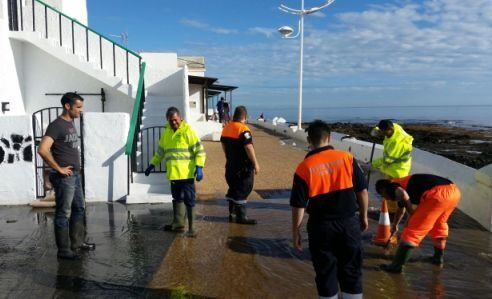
180, 18, 237, 34
180, 0, 492, 107
248, 27, 277, 38
311, 11, 326, 18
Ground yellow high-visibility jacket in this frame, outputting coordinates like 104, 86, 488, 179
372, 123, 413, 178
150, 121, 206, 181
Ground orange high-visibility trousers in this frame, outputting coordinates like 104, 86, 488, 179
401, 184, 461, 247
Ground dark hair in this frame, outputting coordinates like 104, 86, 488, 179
375, 179, 400, 199
378, 119, 394, 131
305, 120, 331, 146
61, 92, 83, 108
166, 106, 181, 119
233, 106, 247, 121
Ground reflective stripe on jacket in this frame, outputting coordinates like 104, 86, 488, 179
150, 121, 206, 180
372, 123, 413, 178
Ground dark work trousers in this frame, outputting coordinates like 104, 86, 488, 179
170, 179, 196, 207
225, 168, 254, 204
307, 215, 363, 297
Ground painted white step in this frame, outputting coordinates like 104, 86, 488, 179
132, 173, 168, 184
126, 193, 173, 204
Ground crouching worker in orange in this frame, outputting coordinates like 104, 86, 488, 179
376, 174, 461, 273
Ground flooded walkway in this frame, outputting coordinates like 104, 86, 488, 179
1, 126, 491, 298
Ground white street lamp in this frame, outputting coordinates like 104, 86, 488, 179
278, 0, 335, 130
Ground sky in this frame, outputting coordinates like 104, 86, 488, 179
88, 0, 492, 114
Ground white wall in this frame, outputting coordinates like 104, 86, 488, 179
0, 2, 25, 115
0, 115, 36, 204
83, 112, 129, 202
61, 0, 87, 25
189, 84, 202, 116
21, 42, 134, 116
37, 0, 87, 25
250, 120, 492, 231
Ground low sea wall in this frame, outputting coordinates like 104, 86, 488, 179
250, 119, 492, 232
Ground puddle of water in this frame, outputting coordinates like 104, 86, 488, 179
0, 187, 491, 298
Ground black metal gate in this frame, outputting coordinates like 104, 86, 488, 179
32, 107, 85, 198
136, 126, 166, 173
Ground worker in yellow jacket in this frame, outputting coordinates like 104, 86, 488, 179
145, 107, 206, 237
371, 120, 413, 214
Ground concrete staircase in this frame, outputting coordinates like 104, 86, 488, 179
9, 31, 137, 98
126, 173, 173, 204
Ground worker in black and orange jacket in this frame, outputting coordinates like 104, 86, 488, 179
220, 105, 260, 225
290, 120, 369, 299
376, 174, 461, 273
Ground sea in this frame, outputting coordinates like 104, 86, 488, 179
248, 105, 492, 128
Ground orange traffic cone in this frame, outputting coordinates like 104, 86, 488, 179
373, 199, 397, 246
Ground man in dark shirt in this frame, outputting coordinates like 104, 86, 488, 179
376, 174, 461, 273
216, 97, 225, 123
290, 120, 368, 299
38, 92, 94, 259
221, 106, 260, 224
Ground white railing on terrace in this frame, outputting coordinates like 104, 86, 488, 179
8, 0, 142, 88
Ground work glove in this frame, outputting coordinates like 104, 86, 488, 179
195, 166, 203, 182
370, 127, 380, 137
144, 164, 155, 176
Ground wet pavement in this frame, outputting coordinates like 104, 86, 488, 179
1, 187, 491, 298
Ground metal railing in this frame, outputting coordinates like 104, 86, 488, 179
8, 0, 142, 87
136, 126, 167, 173
125, 62, 146, 188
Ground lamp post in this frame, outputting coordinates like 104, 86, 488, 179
278, 0, 335, 130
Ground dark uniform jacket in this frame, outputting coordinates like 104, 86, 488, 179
290, 146, 367, 220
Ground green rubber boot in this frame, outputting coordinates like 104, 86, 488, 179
164, 201, 186, 232
228, 200, 235, 222
234, 203, 257, 225
431, 247, 444, 266
185, 205, 197, 237
55, 227, 79, 260
380, 243, 414, 273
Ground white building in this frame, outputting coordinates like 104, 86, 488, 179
0, 0, 232, 204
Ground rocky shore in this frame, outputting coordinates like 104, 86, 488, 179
326, 122, 492, 169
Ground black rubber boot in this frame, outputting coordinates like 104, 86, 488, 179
185, 205, 197, 238
164, 201, 186, 232
431, 247, 444, 266
55, 227, 79, 260
228, 200, 235, 222
70, 220, 95, 252
380, 243, 414, 273
234, 203, 257, 225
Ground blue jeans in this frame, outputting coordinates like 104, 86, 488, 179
50, 171, 85, 229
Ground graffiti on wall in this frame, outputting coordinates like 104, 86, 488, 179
0, 134, 33, 165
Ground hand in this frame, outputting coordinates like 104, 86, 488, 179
370, 127, 380, 137
59, 166, 73, 177
254, 164, 260, 175
292, 229, 302, 251
144, 164, 155, 176
195, 166, 203, 181
360, 215, 369, 232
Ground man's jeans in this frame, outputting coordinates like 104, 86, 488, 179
50, 171, 85, 229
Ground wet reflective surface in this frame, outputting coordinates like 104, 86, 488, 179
1, 187, 491, 298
